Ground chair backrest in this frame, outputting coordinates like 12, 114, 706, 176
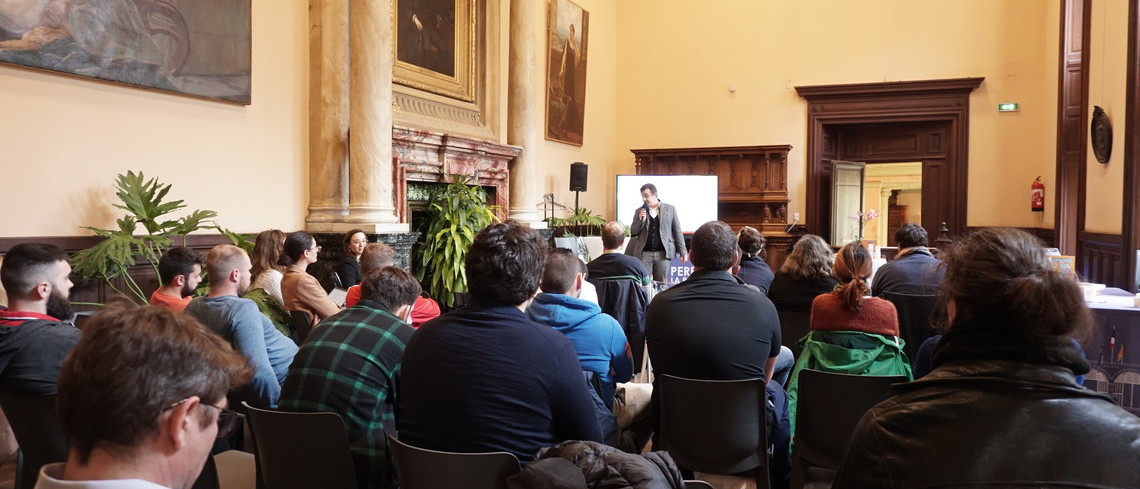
387, 434, 520, 489
879, 291, 937, 361
589, 277, 649, 371
683, 481, 715, 489
287, 310, 312, 344
657, 374, 769, 489
793, 369, 907, 471
242, 402, 357, 489
0, 393, 67, 489
777, 309, 812, 357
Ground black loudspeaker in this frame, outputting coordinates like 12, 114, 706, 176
569, 162, 588, 192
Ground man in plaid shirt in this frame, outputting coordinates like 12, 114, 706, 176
279, 266, 419, 489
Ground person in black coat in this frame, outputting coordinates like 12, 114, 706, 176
335, 229, 367, 287
735, 226, 775, 294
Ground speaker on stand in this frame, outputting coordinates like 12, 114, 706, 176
569, 162, 588, 210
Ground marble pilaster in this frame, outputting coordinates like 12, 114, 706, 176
507, 0, 543, 226
305, 0, 350, 225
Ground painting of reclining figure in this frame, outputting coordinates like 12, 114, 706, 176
0, 0, 252, 105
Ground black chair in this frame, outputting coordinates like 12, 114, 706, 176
683, 481, 715, 489
657, 374, 770, 489
0, 394, 67, 489
879, 291, 937, 361
242, 401, 357, 489
387, 434, 520, 489
287, 310, 313, 345
777, 309, 812, 357
790, 369, 908, 489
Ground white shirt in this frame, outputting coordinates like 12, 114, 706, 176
579, 280, 599, 305
35, 463, 171, 489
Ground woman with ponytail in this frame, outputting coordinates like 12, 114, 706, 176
808, 241, 899, 337
833, 228, 1140, 488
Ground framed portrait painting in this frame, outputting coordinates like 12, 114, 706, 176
545, 0, 588, 146
394, 0, 477, 102
0, 0, 252, 104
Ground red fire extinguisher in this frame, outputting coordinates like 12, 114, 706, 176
1031, 176, 1045, 212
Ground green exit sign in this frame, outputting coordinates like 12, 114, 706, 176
998, 103, 1020, 112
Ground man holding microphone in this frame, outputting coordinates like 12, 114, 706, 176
625, 183, 687, 282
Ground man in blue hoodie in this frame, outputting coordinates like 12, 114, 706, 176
529, 248, 633, 408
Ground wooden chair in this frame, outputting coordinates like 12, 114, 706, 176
0, 394, 66, 489
657, 374, 771, 489
387, 434, 520, 489
242, 402, 356, 489
790, 369, 908, 489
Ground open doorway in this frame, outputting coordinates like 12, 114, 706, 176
830, 161, 923, 247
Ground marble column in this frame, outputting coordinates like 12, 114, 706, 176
345, 0, 406, 232
507, 0, 543, 226
305, 0, 350, 225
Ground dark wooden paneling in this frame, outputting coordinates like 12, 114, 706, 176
1078, 232, 1124, 285
796, 78, 982, 245
1124, 0, 1140, 291
1055, 0, 1090, 256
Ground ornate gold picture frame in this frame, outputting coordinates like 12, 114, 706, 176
394, 0, 477, 103
545, 0, 589, 146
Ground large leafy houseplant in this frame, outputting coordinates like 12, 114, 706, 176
416, 176, 498, 308
71, 171, 249, 304
547, 207, 606, 237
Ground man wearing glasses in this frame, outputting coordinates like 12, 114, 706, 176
36, 306, 251, 489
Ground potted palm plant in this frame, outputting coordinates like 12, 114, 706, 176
415, 176, 499, 309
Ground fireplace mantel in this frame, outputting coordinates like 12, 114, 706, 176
392, 126, 521, 223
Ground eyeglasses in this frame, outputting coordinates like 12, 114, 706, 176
166, 398, 245, 439
310, 245, 322, 252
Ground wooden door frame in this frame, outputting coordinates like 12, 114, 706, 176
795, 78, 984, 243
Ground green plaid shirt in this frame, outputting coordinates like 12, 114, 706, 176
279, 300, 414, 489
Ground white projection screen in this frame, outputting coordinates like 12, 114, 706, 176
615, 175, 718, 233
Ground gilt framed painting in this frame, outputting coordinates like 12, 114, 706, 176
0, 0, 252, 105
394, 0, 477, 102
545, 0, 588, 146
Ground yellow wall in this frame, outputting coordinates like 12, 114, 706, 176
615, 0, 1061, 229
1084, 0, 1128, 234
0, 0, 308, 237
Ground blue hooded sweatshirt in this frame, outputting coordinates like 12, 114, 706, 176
527, 293, 634, 401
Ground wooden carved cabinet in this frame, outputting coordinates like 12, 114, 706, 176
631, 145, 797, 270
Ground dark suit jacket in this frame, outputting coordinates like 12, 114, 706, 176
624, 202, 687, 259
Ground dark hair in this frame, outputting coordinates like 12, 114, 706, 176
541, 248, 583, 294
279, 231, 315, 266
601, 221, 627, 250
780, 234, 834, 280
57, 306, 251, 464
895, 223, 928, 248
690, 221, 737, 270
941, 228, 1090, 341
640, 183, 657, 196
251, 229, 286, 279
737, 226, 766, 256
359, 243, 396, 274
157, 247, 204, 286
360, 266, 421, 314
343, 229, 366, 253
833, 242, 872, 311
1, 243, 69, 296
466, 220, 546, 305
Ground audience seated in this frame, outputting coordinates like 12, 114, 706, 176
186, 244, 297, 408
645, 220, 791, 485
871, 223, 944, 297
280, 266, 419, 489
587, 221, 651, 286
38, 306, 250, 489
787, 241, 909, 431
398, 220, 602, 463
280, 231, 340, 327
0, 243, 81, 396
149, 246, 204, 311
344, 242, 440, 328
335, 229, 367, 288
834, 228, 1140, 488
528, 248, 634, 408
587, 221, 651, 372
768, 234, 838, 314
735, 226, 775, 294
251, 229, 287, 305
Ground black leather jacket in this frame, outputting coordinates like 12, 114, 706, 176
833, 360, 1140, 488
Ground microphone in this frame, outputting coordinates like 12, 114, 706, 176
786, 216, 799, 233
639, 203, 649, 221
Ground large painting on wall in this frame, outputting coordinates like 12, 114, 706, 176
545, 0, 588, 146
0, 0, 252, 105
394, 0, 476, 102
